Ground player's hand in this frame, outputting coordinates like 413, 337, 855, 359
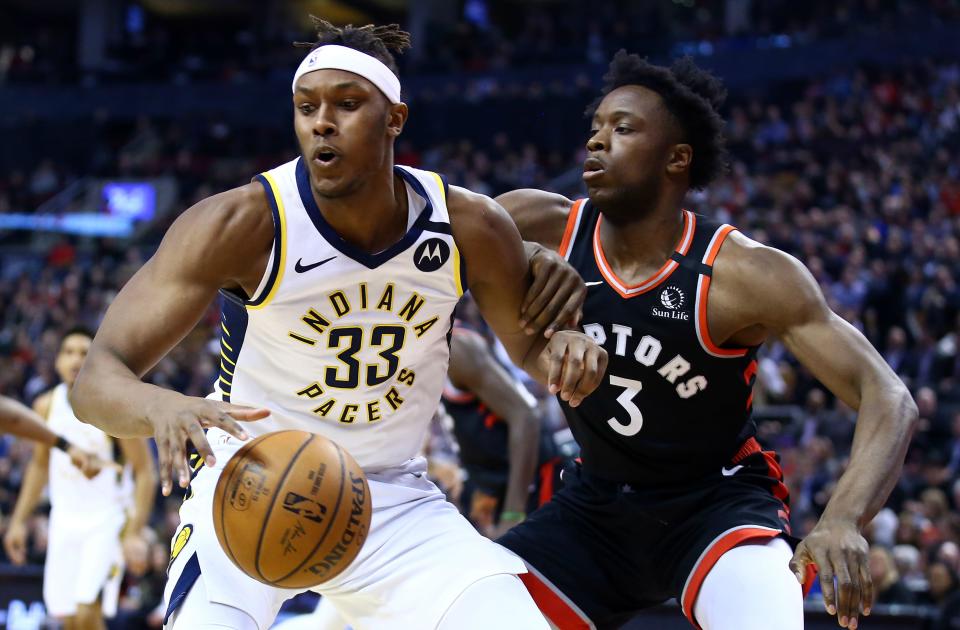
67, 446, 113, 479
790, 518, 872, 629
539, 331, 608, 407
122, 528, 150, 576
3, 520, 28, 565
145, 395, 270, 496
519, 244, 586, 338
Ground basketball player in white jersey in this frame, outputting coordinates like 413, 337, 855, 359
0, 394, 105, 478
5, 327, 157, 630
69, 20, 606, 630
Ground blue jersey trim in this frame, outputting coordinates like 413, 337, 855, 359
217, 291, 250, 402
163, 552, 200, 624
248, 174, 284, 307
295, 158, 442, 269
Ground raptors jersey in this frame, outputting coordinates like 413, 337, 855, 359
215, 158, 466, 470
46, 383, 126, 518
559, 200, 759, 486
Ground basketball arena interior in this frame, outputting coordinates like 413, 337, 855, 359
1, 1, 960, 628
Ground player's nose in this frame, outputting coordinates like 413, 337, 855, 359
312, 106, 337, 137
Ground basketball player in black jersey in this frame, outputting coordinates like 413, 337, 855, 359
444, 320, 566, 538
496, 52, 917, 630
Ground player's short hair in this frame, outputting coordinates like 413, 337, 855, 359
295, 17, 412, 77
588, 50, 729, 190
60, 325, 94, 346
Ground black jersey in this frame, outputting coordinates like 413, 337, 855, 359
559, 199, 759, 486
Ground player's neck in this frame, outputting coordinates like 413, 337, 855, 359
599, 199, 685, 279
313, 169, 409, 254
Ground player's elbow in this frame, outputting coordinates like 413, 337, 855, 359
901, 388, 920, 438
69, 368, 97, 426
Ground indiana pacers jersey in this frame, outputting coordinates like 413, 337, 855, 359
46, 383, 126, 518
215, 157, 467, 470
557, 199, 760, 486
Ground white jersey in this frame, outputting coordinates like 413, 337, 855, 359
46, 383, 127, 518
215, 157, 465, 470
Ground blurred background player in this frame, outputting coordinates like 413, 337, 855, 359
4, 327, 157, 630
496, 52, 918, 630
444, 312, 568, 538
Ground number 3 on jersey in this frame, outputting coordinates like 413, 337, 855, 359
325, 325, 405, 389
607, 374, 643, 436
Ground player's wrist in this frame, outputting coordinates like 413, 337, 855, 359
54, 435, 72, 453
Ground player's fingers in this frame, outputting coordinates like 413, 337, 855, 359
859, 558, 873, 616
522, 273, 563, 334
520, 261, 551, 324
832, 549, 856, 628
155, 429, 174, 496
215, 402, 270, 423
185, 421, 217, 468
569, 346, 600, 407
546, 343, 565, 394
559, 345, 585, 402
543, 281, 586, 337
170, 424, 192, 489
813, 548, 837, 617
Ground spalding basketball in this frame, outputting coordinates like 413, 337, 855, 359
212, 430, 371, 588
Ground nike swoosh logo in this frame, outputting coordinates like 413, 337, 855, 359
294, 256, 336, 273
585, 281, 604, 287
721, 465, 744, 477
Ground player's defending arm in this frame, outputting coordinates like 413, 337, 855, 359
118, 437, 158, 575
449, 330, 540, 535
4, 393, 54, 564
496, 190, 585, 336
71, 184, 273, 495
718, 235, 917, 629
449, 187, 607, 407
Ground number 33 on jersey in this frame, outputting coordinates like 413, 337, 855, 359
214, 157, 466, 470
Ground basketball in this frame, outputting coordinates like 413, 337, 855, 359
212, 430, 371, 589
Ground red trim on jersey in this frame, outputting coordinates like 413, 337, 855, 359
694, 225, 750, 357
520, 566, 595, 629
557, 199, 587, 259
730, 436, 762, 464
441, 386, 475, 404
538, 457, 560, 507
681, 526, 782, 627
762, 450, 790, 504
593, 210, 696, 299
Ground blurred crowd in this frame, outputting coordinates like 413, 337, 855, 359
1, 8, 960, 627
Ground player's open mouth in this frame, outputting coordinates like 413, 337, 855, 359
583, 157, 605, 181
313, 147, 341, 167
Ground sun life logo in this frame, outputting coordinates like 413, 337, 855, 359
660, 286, 685, 310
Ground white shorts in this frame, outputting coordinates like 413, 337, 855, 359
44, 509, 125, 618
164, 429, 527, 630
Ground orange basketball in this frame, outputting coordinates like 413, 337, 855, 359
212, 430, 371, 588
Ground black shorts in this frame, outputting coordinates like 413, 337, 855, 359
497, 438, 800, 630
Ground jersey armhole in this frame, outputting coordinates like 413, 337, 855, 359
694, 225, 751, 358
557, 199, 586, 260
245, 173, 286, 309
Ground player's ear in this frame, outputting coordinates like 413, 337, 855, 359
387, 102, 408, 138
666, 143, 692, 176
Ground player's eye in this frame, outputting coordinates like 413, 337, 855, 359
615, 126, 631, 134
340, 99, 359, 109
298, 104, 316, 115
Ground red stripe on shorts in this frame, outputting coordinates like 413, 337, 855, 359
519, 564, 595, 630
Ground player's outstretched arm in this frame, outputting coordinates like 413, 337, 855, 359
497, 189, 585, 336
448, 329, 540, 535
70, 183, 274, 495
4, 393, 53, 564
449, 186, 607, 407
719, 235, 918, 630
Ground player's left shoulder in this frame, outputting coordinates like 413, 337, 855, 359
712, 231, 825, 317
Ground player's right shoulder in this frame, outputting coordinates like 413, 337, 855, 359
32, 390, 54, 419
175, 182, 272, 243
494, 189, 574, 251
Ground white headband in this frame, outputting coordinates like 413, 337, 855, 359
292, 45, 401, 104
